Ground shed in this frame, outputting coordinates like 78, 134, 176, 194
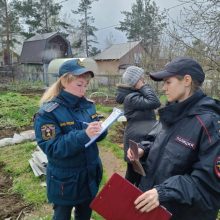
20, 32, 72, 64
19, 32, 72, 85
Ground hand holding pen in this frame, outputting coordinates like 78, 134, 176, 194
85, 121, 102, 138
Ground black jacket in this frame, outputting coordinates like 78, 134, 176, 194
139, 90, 220, 220
116, 84, 160, 161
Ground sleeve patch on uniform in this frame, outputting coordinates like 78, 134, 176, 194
60, 121, 75, 127
214, 156, 220, 179
41, 124, 55, 140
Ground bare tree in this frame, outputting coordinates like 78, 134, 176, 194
165, 0, 220, 70
163, 0, 220, 97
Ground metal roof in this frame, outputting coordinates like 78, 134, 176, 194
94, 41, 141, 60
26, 32, 58, 42
20, 32, 72, 64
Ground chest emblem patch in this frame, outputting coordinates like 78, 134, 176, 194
175, 135, 196, 150
41, 124, 55, 140
91, 113, 98, 119
214, 156, 220, 179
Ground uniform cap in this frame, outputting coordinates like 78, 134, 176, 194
58, 59, 94, 77
150, 57, 205, 83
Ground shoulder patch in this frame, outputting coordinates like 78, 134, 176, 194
42, 102, 59, 112
41, 124, 55, 140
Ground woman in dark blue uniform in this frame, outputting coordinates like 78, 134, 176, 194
34, 59, 107, 220
127, 57, 220, 220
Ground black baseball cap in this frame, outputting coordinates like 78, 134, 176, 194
150, 57, 205, 83
58, 59, 94, 77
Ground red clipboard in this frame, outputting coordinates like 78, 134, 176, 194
90, 173, 172, 220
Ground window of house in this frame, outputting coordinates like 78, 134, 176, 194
134, 52, 142, 64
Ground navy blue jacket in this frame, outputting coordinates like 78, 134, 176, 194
34, 90, 107, 205
139, 90, 220, 220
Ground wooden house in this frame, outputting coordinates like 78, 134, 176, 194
93, 41, 146, 75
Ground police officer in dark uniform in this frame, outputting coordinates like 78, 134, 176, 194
127, 57, 220, 220
34, 59, 107, 220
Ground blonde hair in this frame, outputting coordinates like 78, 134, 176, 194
40, 73, 92, 105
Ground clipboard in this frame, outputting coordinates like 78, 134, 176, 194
90, 173, 172, 220
85, 107, 123, 147
129, 139, 146, 176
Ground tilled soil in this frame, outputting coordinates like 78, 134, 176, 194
0, 163, 33, 220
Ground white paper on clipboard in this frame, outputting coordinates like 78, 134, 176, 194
85, 107, 123, 148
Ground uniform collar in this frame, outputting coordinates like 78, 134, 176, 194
159, 89, 206, 125
55, 90, 84, 107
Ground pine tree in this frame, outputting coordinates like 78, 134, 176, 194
116, 0, 166, 55
72, 0, 98, 57
12, 0, 70, 39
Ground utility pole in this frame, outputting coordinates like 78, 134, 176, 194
4, 0, 11, 65
44, 0, 49, 32
84, 9, 88, 57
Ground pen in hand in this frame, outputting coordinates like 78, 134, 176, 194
85, 121, 102, 138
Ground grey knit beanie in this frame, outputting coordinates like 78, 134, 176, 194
122, 66, 144, 86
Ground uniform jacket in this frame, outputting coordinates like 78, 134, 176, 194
34, 90, 107, 206
116, 84, 160, 161
139, 90, 220, 220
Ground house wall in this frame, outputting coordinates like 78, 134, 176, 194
119, 44, 146, 66
96, 60, 119, 75
19, 64, 44, 81
95, 43, 146, 76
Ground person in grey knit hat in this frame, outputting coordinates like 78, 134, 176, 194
116, 65, 160, 186
122, 66, 145, 87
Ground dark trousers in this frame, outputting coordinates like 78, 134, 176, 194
125, 163, 141, 187
52, 200, 92, 220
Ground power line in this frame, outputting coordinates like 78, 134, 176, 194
96, 24, 119, 32
165, 2, 190, 11
95, 2, 190, 32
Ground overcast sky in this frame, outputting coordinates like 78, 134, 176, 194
60, 0, 182, 50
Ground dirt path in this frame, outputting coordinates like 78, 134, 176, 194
100, 146, 126, 178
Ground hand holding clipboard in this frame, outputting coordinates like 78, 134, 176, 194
90, 173, 172, 220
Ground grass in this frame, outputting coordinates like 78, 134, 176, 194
0, 142, 47, 205
96, 104, 113, 115
0, 92, 39, 129
0, 80, 45, 92
159, 94, 167, 105
100, 133, 124, 160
